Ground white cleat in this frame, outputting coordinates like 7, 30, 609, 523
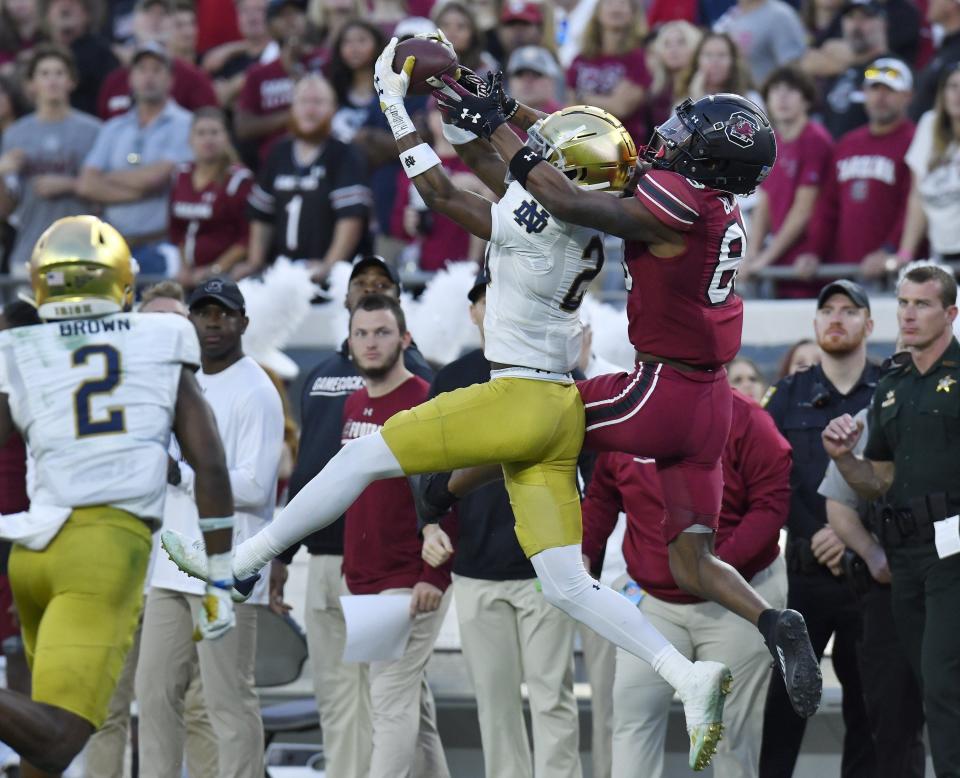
160, 529, 258, 603
677, 660, 733, 771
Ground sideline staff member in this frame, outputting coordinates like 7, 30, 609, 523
824, 263, 960, 778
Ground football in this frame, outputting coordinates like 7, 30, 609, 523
393, 36, 460, 95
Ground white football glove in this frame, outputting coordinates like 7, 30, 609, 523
374, 37, 415, 111
196, 583, 236, 641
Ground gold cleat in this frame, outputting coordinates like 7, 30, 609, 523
681, 664, 733, 771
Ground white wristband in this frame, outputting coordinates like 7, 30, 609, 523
207, 551, 233, 586
442, 121, 478, 145
383, 101, 416, 141
399, 143, 442, 178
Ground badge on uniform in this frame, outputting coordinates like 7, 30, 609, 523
937, 375, 956, 393
881, 390, 896, 407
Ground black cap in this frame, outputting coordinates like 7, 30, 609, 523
267, 0, 306, 18
349, 255, 401, 289
817, 279, 870, 311
188, 277, 246, 311
841, 0, 885, 17
467, 266, 489, 303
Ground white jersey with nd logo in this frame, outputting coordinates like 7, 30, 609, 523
485, 181, 606, 374
0, 313, 200, 523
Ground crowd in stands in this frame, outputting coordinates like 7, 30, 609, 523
0, 0, 958, 300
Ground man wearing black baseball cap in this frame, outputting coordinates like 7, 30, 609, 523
188, 276, 247, 314
760, 279, 880, 774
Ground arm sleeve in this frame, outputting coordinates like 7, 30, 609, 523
714, 402, 792, 570
633, 170, 701, 233
581, 452, 625, 567
228, 384, 285, 510
329, 143, 372, 218
247, 152, 277, 221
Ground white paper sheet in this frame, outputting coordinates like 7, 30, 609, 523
934, 515, 960, 560
340, 594, 413, 663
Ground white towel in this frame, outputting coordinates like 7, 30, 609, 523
0, 504, 71, 550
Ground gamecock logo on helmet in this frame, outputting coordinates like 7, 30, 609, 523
726, 112, 759, 148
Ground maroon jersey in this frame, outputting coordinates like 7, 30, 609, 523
340, 375, 452, 595
97, 59, 217, 120
581, 392, 790, 604
625, 169, 745, 369
804, 119, 915, 264
169, 162, 254, 268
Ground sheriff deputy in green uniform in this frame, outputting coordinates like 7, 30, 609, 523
823, 263, 960, 778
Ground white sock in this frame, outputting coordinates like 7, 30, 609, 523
233, 432, 404, 578
531, 544, 693, 686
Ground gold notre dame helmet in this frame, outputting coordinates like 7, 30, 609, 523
527, 105, 638, 193
29, 216, 138, 320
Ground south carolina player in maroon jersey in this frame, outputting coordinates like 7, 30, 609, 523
437, 84, 822, 719
168, 108, 254, 287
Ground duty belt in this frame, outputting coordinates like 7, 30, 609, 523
873, 492, 955, 549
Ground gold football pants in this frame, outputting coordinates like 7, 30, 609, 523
381, 377, 585, 557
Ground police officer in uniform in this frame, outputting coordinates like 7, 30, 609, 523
760, 280, 880, 777
824, 263, 960, 778
819, 403, 926, 778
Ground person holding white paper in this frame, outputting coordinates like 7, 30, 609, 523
338, 294, 454, 778
823, 261, 960, 778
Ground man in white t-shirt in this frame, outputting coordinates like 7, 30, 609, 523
135, 277, 284, 778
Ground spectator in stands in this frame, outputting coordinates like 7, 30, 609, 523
742, 65, 833, 297
498, 0, 553, 58
583, 389, 790, 778
195, 0, 241, 54
78, 42, 193, 276
270, 256, 432, 778
567, 0, 651, 150
677, 31, 758, 105
328, 19, 382, 142
97, 0, 218, 120
506, 46, 564, 118
420, 275, 582, 778
778, 337, 821, 378
727, 356, 768, 402
797, 58, 914, 285
0, 0, 40, 73
0, 45, 101, 281
340, 293, 452, 778
169, 107, 253, 287
390, 100, 483, 271
0, 73, 26, 270
760, 279, 879, 777
801, 0, 845, 44
646, 0, 699, 27
138, 276, 284, 778
201, 0, 271, 110
243, 74, 369, 280
306, 0, 361, 56
714, 0, 807, 85
819, 0, 891, 138
911, 0, 960, 120
802, 0, 918, 79
44, 0, 119, 116
169, 0, 199, 62
235, 0, 325, 165
896, 64, 960, 267
86, 283, 220, 778
434, 1, 499, 77
367, 0, 411, 37
645, 20, 702, 129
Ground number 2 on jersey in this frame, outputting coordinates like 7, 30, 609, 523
707, 221, 746, 305
73, 345, 125, 437
560, 236, 605, 312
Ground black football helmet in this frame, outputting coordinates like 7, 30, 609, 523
643, 93, 776, 195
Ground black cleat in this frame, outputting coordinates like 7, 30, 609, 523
772, 609, 822, 718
